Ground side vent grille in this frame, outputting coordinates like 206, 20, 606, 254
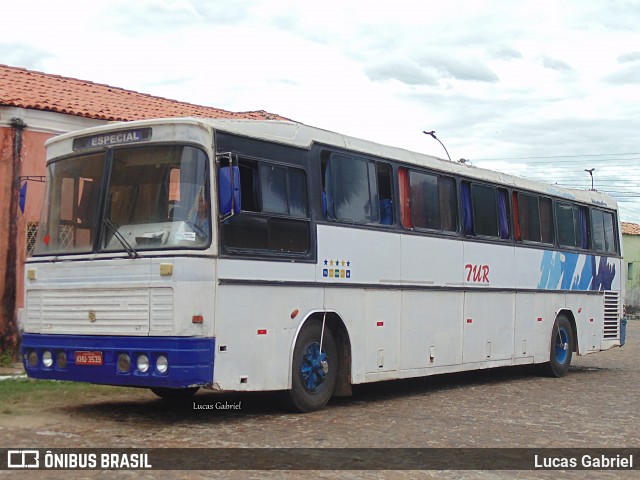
603, 291, 620, 339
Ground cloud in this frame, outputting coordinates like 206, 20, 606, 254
365, 60, 438, 86
576, 0, 640, 32
542, 56, 573, 72
365, 53, 499, 86
603, 64, 640, 85
492, 46, 523, 61
0, 43, 51, 70
106, 0, 252, 34
618, 51, 640, 64
425, 55, 500, 83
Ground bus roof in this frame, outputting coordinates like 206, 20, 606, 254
46, 117, 618, 210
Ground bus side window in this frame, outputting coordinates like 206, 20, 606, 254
376, 162, 394, 225
471, 184, 498, 237
556, 202, 589, 249
515, 192, 553, 244
497, 189, 510, 239
239, 161, 260, 212
260, 164, 308, 217
591, 208, 617, 254
321, 156, 334, 219
464, 182, 509, 239
518, 193, 541, 242
322, 152, 392, 226
540, 197, 553, 243
440, 177, 458, 232
408, 171, 456, 232
461, 181, 473, 235
222, 159, 310, 256
512, 192, 521, 241
398, 168, 412, 228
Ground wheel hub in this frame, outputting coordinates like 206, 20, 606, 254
301, 342, 328, 392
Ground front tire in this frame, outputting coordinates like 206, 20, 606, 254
539, 314, 574, 377
287, 321, 338, 412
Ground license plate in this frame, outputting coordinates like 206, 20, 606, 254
75, 351, 103, 366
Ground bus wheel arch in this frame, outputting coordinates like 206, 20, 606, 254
287, 312, 352, 412
539, 311, 576, 377
559, 309, 578, 354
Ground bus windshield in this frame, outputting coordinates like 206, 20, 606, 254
34, 145, 210, 256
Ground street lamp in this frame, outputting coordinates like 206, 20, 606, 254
423, 131, 452, 162
584, 168, 595, 190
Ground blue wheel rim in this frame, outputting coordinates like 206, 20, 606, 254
300, 341, 328, 392
554, 326, 569, 364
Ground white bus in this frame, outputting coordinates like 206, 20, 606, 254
22, 118, 626, 412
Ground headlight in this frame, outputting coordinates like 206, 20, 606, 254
117, 353, 131, 373
56, 351, 67, 369
137, 354, 149, 373
27, 350, 38, 367
156, 355, 169, 374
42, 350, 53, 368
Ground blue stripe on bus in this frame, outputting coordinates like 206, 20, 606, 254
21, 334, 214, 389
538, 252, 616, 291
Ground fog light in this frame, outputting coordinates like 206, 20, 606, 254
27, 350, 38, 367
137, 354, 149, 373
117, 353, 131, 373
156, 355, 169, 374
56, 351, 67, 369
42, 350, 53, 368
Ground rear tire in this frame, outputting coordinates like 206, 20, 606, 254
539, 314, 574, 377
151, 387, 199, 401
287, 321, 338, 412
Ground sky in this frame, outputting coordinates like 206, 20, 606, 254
2, 0, 640, 221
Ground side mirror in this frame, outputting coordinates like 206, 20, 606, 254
219, 166, 241, 217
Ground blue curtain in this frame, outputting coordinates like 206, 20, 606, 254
324, 161, 335, 219
498, 190, 509, 239
19, 181, 28, 214
380, 199, 393, 225
461, 182, 473, 234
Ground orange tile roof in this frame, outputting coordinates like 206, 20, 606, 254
0, 64, 287, 122
622, 222, 640, 235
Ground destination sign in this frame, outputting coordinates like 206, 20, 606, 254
72, 128, 152, 150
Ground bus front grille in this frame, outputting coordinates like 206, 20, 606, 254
25, 288, 173, 335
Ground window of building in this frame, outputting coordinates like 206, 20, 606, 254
26, 221, 39, 257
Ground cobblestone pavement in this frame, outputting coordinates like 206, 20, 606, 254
1, 321, 638, 479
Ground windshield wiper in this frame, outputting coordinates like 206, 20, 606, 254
102, 218, 140, 259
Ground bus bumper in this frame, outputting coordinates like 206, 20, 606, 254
21, 334, 214, 389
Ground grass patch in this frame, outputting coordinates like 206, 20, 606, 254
0, 378, 147, 415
